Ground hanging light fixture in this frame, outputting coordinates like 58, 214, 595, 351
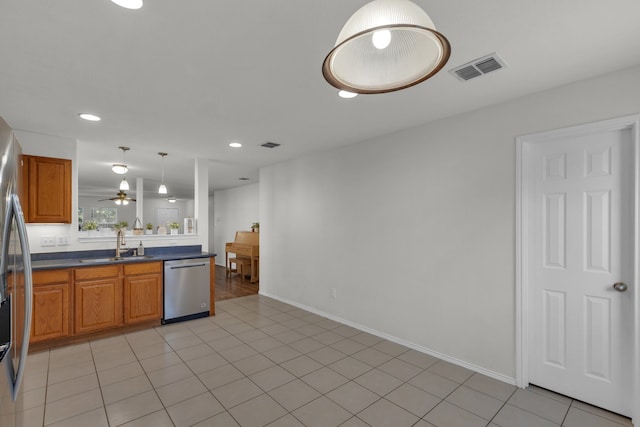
112, 146, 129, 174
322, 0, 450, 94
119, 176, 129, 191
158, 152, 168, 194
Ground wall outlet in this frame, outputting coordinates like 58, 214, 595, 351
56, 236, 70, 246
330, 288, 337, 299
40, 236, 56, 247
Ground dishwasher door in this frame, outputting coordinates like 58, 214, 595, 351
163, 258, 210, 324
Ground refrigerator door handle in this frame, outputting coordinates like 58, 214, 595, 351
9, 193, 32, 400
0, 192, 13, 299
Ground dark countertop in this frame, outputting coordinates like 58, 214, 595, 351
31, 245, 216, 271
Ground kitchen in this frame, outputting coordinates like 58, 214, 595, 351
2, 0, 640, 426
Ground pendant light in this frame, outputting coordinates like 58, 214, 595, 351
112, 146, 129, 175
322, 0, 451, 94
158, 152, 168, 194
119, 176, 129, 191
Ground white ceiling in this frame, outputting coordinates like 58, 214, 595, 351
1, 1, 640, 200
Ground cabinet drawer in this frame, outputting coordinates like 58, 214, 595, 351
124, 261, 162, 276
33, 269, 71, 285
74, 265, 121, 281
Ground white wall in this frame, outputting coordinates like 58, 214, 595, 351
212, 183, 259, 266
259, 65, 640, 382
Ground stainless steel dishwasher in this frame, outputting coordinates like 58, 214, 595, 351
163, 257, 210, 324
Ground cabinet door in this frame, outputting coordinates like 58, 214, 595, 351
24, 155, 72, 223
31, 270, 71, 343
123, 273, 162, 324
74, 278, 122, 334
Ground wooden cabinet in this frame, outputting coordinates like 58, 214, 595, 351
123, 262, 162, 324
72, 262, 162, 335
73, 265, 122, 335
31, 269, 71, 343
21, 154, 72, 223
30, 258, 201, 345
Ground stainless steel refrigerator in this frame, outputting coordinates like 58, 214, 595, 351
0, 117, 33, 427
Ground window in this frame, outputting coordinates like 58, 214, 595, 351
91, 207, 117, 229
78, 208, 84, 231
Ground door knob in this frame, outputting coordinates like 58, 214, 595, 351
613, 282, 628, 292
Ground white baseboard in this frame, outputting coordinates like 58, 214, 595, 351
259, 290, 516, 387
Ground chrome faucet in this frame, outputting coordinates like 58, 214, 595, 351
115, 228, 127, 259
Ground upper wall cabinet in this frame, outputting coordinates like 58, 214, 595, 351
21, 155, 72, 223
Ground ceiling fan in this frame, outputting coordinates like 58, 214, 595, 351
99, 190, 136, 205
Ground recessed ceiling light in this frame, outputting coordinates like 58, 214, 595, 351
338, 90, 358, 99
79, 113, 101, 121
229, 142, 242, 148
110, 0, 143, 10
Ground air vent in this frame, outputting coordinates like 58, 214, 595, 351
261, 142, 280, 148
449, 53, 506, 82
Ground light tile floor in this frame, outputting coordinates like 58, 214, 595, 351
18, 295, 633, 427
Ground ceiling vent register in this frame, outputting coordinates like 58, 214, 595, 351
261, 142, 280, 148
449, 53, 506, 81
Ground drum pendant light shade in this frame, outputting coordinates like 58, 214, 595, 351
322, 0, 451, 94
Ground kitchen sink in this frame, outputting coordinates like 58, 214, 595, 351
79, 256, 154, 263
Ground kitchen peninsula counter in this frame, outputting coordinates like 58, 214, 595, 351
31, 245, 215, 270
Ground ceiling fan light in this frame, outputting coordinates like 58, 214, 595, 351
168, 197, 176, 203
115, 199, 122, 205
122, 199, 129, 205
158, 184, 167, 194
119, 177, 129, 191
112, 163, 128, 174
322, 0, 451, 94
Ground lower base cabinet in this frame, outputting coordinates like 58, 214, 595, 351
72, 262, 163, 335
31, 269, 71, 343
123, 262, 162, 324
31, 260, 165, 344
74, 265, 122, 335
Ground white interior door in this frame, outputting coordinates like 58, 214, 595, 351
526, 125, 634, 416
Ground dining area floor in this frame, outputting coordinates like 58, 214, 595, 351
215, 265, 259, 301
17, 293, 633, 427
